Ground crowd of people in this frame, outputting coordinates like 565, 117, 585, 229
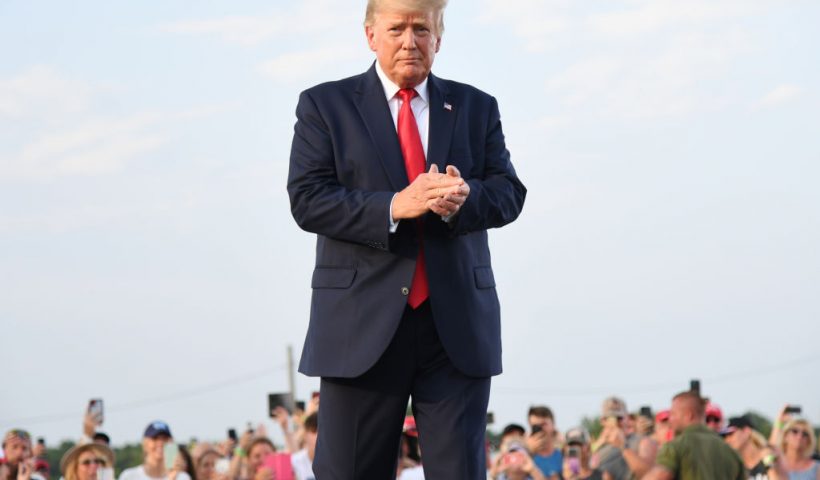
2, 392, 818, 480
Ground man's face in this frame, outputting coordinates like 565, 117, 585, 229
3, 436, 31, 464
528, 415, 555, 435
142, 435, 169, 465
565, 443, 591, 464
669, 398, 695, 434
365, 7, 441, 88
622, 415, 635, 435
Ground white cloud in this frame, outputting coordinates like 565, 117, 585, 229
159, 15, 284, 47
157, 0, 359, 47
756, 84, 803, 109
257, 45, 367, 82
475, 0, 574, 52
0, 67, 238, 180
586, 0, 772, 36
5, 113, 167, 178
544, 28, 750, 120
0, 65, 93, 119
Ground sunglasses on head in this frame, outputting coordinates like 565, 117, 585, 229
80, 458, 107, 467
7, 429, 31, 440
788, 429, 810, 439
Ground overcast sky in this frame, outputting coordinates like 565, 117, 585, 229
2, 0, 819, 448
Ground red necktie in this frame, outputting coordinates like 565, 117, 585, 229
397, 88, 429, 309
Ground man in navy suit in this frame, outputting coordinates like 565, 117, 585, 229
287, 1, 526, 478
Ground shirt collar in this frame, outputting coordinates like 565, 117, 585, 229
683, 424, 714, 435
374, 61, 429, 105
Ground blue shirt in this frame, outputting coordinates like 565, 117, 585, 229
533, 449, 563, 477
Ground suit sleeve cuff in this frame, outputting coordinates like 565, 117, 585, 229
389, 193, 400, 233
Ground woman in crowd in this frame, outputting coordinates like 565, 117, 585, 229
190, 444, 222, 480
60, 443, 115, 480
777, 419, 820, 480
245, 438, 276, 480
175, 446, 196, 480
721, 416, 784, 479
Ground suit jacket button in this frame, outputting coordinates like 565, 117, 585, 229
401, 287, 409, 296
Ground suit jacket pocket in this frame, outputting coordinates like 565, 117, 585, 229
312, 266, 356, 289
474, 266, 496, 289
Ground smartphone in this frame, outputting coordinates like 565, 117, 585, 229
689, 379, 700, 395
268, 392, 295, 416
486, 412, 495, 425
295, 401, 306, 412
36, 437, 45, 446
502, 452, 525, 466
227, 428, 237, 441
246, 422, 254, 434
88, 398, 104, 425
640, 406, 652, 418
567, 446, 581, 458
568, 457, 581, 475
163, 443, 179, 471
262, 453, 294, 480
785, 405, 802, 414
531, 424, 543, 435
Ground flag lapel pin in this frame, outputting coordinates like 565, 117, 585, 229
443, 102, 452, 111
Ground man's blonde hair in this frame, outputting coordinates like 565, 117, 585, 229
364, 0, 448, 33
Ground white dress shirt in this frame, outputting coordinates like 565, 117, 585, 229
375, 61, 430, 157
375, 62, 432, 231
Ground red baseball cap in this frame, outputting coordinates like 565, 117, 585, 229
705, 403, 723, 420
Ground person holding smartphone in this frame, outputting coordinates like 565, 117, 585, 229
118, 421, 191, 480
591, 397, 657, 480
59, 443, 115, 480
777, 418, 819, 480
562, 428, 606, 480
525, 406, 562, 479
2, 429, 46, 480
770, 405, 804, 447
489, 439, 547, 480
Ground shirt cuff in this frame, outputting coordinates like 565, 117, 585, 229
389, 193, 400, 233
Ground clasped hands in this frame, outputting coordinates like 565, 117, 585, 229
392, 164, 470, 220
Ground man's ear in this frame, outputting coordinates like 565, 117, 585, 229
365, 25, 377, 52
435, 35, 442, 53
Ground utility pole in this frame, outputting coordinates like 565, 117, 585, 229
287, 344, 296, 402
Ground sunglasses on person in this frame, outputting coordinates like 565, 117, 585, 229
788, 429, 811, 439
80, 459, 107, 467
706, 416, 721, 424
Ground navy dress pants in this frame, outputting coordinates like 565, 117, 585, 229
313, 301, 491, 480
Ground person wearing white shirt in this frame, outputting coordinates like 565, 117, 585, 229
118, 422, 191, 480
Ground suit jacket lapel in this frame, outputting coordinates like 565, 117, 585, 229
426, 73, 455, 172
354, 64, 408, 192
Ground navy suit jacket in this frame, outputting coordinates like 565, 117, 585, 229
287, 64, 526, 379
